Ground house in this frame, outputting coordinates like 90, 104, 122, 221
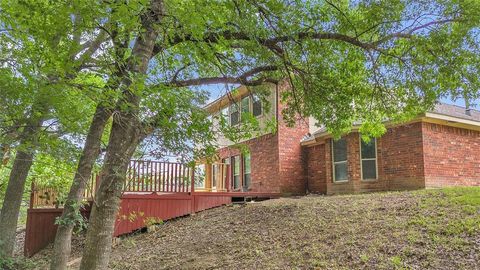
24, 82, 480, 256
203, 83, 480, 195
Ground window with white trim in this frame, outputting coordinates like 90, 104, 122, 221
241, 96, 250, 115
243, 153, 251, 189
252, 95, 262, 117
332, 138, 348, 182
229, 103, 240, 126
232, 155, 240, 189
360, 137, 377, 180
212, 164, 217, 188
221, 107, 229, 124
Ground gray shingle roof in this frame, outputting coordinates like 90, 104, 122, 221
303, 103, 480, 142
430, 103, 480, 122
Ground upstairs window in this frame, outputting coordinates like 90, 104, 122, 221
241, 96, 250, 115
332, 138, 348, 182
227, 95, 263, 126
243, 153, 251, 189
221, 107, 229, 122
229, 103, 239, 126
252, 95, 262, 117
360, 137, 377, 180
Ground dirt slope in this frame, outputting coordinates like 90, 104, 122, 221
106, 188, 479, 270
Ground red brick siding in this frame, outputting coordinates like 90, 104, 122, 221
276, 82, 309, 195
277, 120, 309, 194
323, 133, 389, 195
422, 122, 480, 187
215, 81, 309, 195
305, 144, 326, 193
380, 122, 425, 190
305, 122, 426, 194
216, 133, 280, 193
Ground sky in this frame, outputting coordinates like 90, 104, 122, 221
203, 83, 480, 110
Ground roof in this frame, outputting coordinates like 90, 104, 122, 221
302, 102, 480, 144
203, 85, 252, 114
430, 103, 480, 122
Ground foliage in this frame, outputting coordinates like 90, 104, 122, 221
144, 217, 164, 227
54, 200, 89, 233
0, 0, 479, 266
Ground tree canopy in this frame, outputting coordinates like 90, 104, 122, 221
0, 0, 479, 268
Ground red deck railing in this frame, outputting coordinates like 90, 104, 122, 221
123, 160, 193, 193
30, 160, 231, 208
25, 160, 244, 257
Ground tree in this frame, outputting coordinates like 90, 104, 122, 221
71, 1, 479, 269
1, 0, 479, 269
0, 0, 104, 258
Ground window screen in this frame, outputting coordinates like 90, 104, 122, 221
361, 138, 377, 179
243, 153, 251, 189
332, 138, 348, 181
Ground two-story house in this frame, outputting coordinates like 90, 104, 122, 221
201, 82, 480, 195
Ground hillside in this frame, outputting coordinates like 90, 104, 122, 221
27, 188, 480, 269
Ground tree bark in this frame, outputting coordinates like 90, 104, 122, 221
50, 105, 111, 270
0, 113, 45, 257
78, 112, 143, 270
79, 1, 163, 269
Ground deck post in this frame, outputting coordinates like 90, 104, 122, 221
29, 181, 35, 209
190, 164, 195, 213
226, 164, 231, 192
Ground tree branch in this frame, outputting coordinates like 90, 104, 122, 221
163, 65, 279, 87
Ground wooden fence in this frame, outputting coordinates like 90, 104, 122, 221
25, 160, 237, 256
123, 160, 194, 193
30, 160, 201, 208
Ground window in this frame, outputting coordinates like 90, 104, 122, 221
229, 103, 240, 126
241, 96, 250, 115
332, 138, 348, 182
232, 155, 240, 189
227, 95, 263, 126
194, 164, 206, 188
360, 137, 377, 180
221, 107, 229, 123
252, 95, 262, 117
222, 158, 230, 188
243, 153, 251, 189
212, 164, 217, 188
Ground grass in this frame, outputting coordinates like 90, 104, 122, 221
24, 187, 480, 269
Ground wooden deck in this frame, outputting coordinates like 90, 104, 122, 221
24, 160, 280, 257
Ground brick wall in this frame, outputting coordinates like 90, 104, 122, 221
422, 122, 480, 187
305, 144, 326, 193
216, 133, 280, 193
381, 122, 425, 190
216, 80, 310, 195
305, 122, 426, 195
276, 82, 309, 195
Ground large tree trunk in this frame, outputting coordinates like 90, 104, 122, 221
0, 114, 44, 257
78, 112, 143, 270
79, 1, 163, 269
50, 105, 111, 270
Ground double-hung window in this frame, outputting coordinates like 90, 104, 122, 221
229, 104, 240, 126
243, 153, 251, 189
332, 138, 348, 182
252, 95, 262, 117
232, 155, 240, 189
241, 96, 250, 116
360, 137, 377, 180
211, 164, 217, 188
222, 158, 230, 188
227, 95, 262, 126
